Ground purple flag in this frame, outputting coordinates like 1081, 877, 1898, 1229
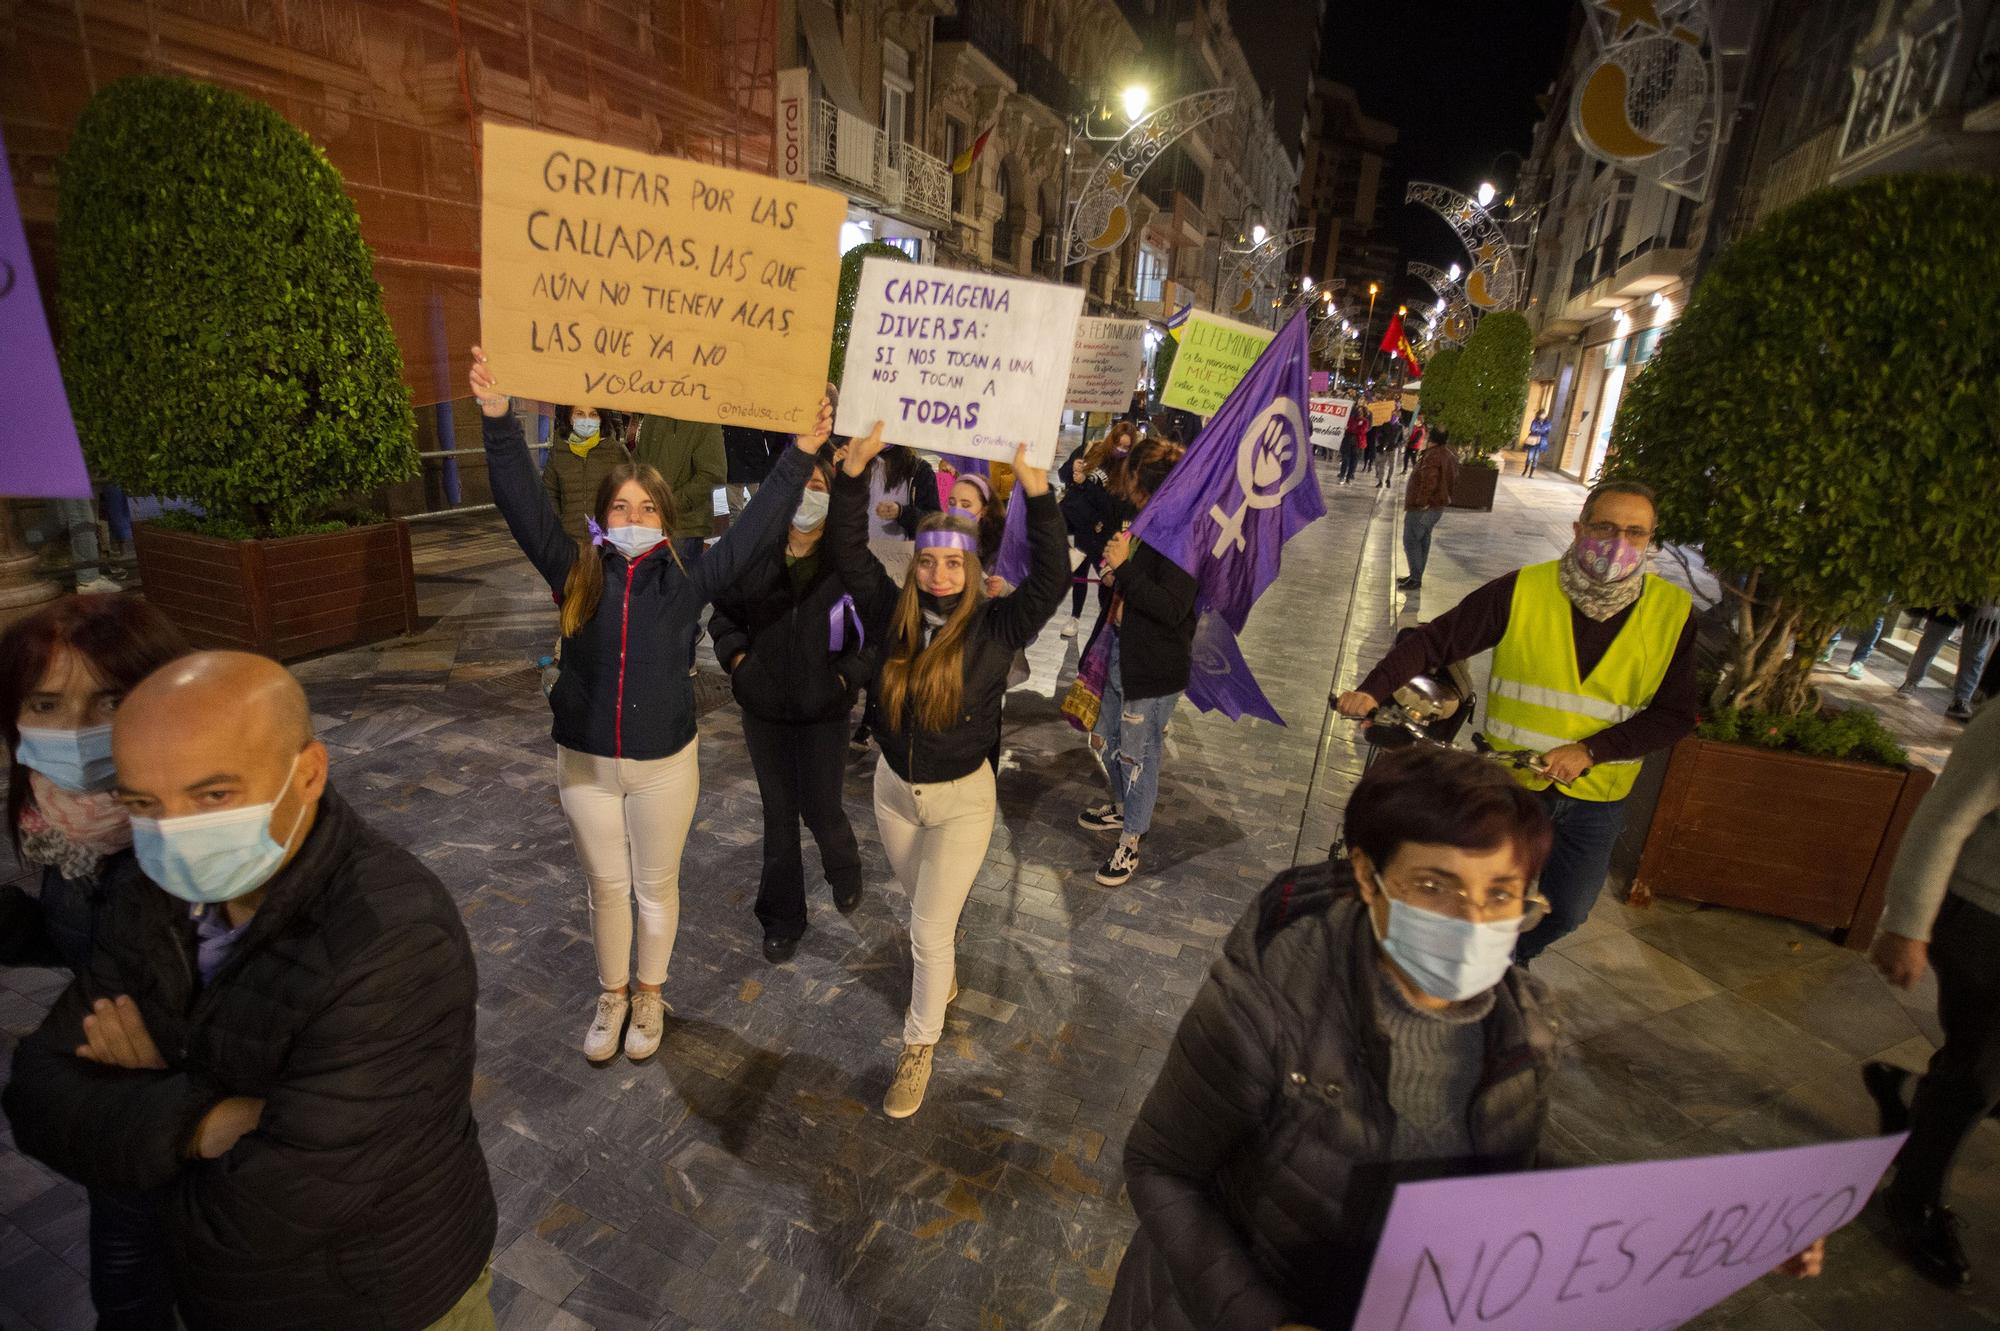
0, 124, 92, 499
1187, 612, 1281, 723
993, 480, 1031, 587
1130, 309, 1323, 721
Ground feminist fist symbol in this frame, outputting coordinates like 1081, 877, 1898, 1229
1210, 398, 1309, 557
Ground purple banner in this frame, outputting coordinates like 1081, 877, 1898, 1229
0, 125, 92, 499
1352, 1133, 1904, 1331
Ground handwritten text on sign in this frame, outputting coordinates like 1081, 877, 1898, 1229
1309, 396, 1355, 452
836, 258, 1083, 467
0, 123, 92, 499
479, 122, 845, 432
1160, 312, 1275, 416
1351, 1133, 1903, 1331
1064, 317, 1149, 413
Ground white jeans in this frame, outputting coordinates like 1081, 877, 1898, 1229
557, 742, 699, 990
873, 756, 995, 1046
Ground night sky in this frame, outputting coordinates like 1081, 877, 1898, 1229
1320, 0, 1577, 310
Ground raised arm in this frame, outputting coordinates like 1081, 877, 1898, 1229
983, 448, 1067, 650
689, 446, 811, 605
828, 423, 903, 627
893, 457, 943, 538
470, 348, 576, 592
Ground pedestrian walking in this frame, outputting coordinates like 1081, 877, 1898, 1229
471, 348, 824, 1062
46, 495, 121, 594
1398, 425, 1458, 591
1078, 440, 1192, 887
1403, 414, 1425, 473
827, 423, 1068, 1119
1524, 409, 1551, 477
541, 406, 631, 543
709, 454, 873, 963
1375, 410, 1404, 489
1898, 604, 2000, 719
1060, 422, 1138, 637
1866, 698, 2000, 1288
1336, 481, 1697, 963
0, 594, 189, 1331
1338, 409, 1366, 485
4, 652, 497, 1331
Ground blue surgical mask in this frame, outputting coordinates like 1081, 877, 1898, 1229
15, 724, 118, 793
132, 755, 310, 905
1370, 882, 1521, 1002
571, 418, 600, 439
604, 524, 666, 559
792, 489, 830, 532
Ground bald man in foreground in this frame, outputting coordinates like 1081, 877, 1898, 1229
3, 652, 497, 1331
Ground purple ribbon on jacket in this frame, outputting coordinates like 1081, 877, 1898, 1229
829, 594, 864, 653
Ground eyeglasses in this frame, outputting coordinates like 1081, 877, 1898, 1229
1580, 520, 1655, 546
1386, 874, 1550, 931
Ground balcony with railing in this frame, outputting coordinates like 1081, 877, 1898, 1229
936, 0, 1078, 115
810, 99, 953, 230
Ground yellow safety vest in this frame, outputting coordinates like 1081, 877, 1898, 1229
1484, 561, 1691, 803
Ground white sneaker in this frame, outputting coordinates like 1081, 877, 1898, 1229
625, 990, 668, 1062
1060, 617, 1079, 639
76, 577, 122, 595
582, 991, 629, 1064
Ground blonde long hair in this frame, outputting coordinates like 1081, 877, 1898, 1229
559, 463, 684, 638
878, 512, 985, 733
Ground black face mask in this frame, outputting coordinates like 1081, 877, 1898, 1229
918, 590, 963, 620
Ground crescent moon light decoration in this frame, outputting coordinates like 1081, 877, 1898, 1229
1405, 181, 1524, 311
1220, 227, 1315, 323
1065, 89, 1237, 267
1568, 0, 1719, 200
1406, 262, 1477, 348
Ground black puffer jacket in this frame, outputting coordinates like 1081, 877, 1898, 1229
1110, 541, 1198, 701
710, 541, 876, 725
829, 466, 1068, 783
3, 789, 494, 1331
0, 862, 100, 972
1100, 859, 1558, 1331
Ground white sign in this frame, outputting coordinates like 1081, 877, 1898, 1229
775, 68, 810, 183
1309, 395, 1354, 451
1064, 316, 1148, 412
835, 257, 1084, 468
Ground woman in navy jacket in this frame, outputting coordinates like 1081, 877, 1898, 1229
471, 348, 830, 1065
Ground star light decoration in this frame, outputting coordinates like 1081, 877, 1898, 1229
1406, 262, 1476, 348
1064, 88, 1236, 267
1405, 182, 1523, 311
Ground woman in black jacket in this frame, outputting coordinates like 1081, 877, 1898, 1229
1058, 421, 1138, 638
829, 424, 1068, 1120
471, 347, 828, 1065
1100, 747, 1561, 1331
710, 454, 875, 963
0, 593, 188, 1330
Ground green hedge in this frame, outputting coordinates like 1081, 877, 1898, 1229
1698, 704, 1908, 768
828, 241, 913, 385
1435, 311, 1531, 464
57, 77, 416, 537
1418, 345, 1462, 425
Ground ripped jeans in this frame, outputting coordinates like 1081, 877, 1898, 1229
1091, 636, 1178, 838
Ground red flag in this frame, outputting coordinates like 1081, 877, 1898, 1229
1379, 313, 1422, 378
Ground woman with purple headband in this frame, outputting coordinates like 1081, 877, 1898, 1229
829, 422, 1070, 1119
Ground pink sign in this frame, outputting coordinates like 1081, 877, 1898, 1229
1352, 1133, 1904, 1331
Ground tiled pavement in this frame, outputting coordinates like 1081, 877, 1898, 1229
1, 457, 1997, 1330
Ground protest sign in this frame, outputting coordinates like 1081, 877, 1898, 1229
480, 122, 845, 434
1309, 396, 1354, 452
1351, 1133, 1904, 1331
0, 125, 91, 499
1159, 311, 1275, 416
1064, 317, 1148, 413
835, 258, 1083, 467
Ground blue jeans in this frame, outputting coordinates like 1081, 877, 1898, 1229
100, 485, 133, 545
1516, 788, 1629, 963
1093, 636, 1177, 838
1832, 614, 1888, 667
1402, 508, 1443, 584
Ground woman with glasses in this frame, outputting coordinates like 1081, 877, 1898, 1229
1099, 746, 1560, 1331
1335, 480, 1698, 962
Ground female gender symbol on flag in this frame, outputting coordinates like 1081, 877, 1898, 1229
1209, 397, 1311, 557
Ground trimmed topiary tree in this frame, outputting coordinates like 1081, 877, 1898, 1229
1418, 345, 1462, 425
1436, 311, 1531, 464
1609, 173, 2000, 717
1151, 333, 1178, 401
828, 241, 913, 385
57, 76, 416, 538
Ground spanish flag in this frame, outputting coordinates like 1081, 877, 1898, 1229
1379, 312, 1422, 378
951, 123, 994, 175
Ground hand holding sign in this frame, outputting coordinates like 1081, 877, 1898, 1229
842, 421, 887, 478
1011, 443, 1049, 498
793, 390, 835, 455
469, 346, 508, 418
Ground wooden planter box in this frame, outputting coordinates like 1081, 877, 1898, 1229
134, 520, 416, 660
1633, 736, 1935, 951
1449, 461, 1500, 511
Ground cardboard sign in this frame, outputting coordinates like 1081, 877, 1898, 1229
1064, 317, 1148, 413
1160, 311, 1275, 416
1309, 396, 1354, 451
835, 257, 1084, 467
0, 125, 92, 499
479, 122, 846, 433
1352, 1134, 1904, 1331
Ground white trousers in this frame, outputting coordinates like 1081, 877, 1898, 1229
873, 756, 996, 1045
557, 742, 699, 990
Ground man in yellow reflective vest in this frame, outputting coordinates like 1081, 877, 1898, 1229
1336, 481, 1697, 961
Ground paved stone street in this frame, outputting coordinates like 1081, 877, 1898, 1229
3, 458, 1998, 1330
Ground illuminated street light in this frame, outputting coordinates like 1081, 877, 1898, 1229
1121, 85, 1151, 122
1476, 181, 1497, 208
1448, 262, 1462, 281
1252, 224, 1269, 245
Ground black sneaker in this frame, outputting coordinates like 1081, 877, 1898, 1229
1096, 837, 1141, 887
762, 934, 800, 964
830, 875, 863, 914
1862, 1061, 1912, 1135
1077, 802, 1124, 832
1885, 1192, 1973, 1289
1947, 701, 1975, 721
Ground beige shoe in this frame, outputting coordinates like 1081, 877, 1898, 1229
625, 990, 669, 1062
582, 991, 629, 1064
883, 1043, 935, 1119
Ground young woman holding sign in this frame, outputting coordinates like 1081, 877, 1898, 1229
471, 347, 830, 1065
828, 423, 1068, 1119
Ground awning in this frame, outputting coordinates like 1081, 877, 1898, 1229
800, 0, 866, 118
